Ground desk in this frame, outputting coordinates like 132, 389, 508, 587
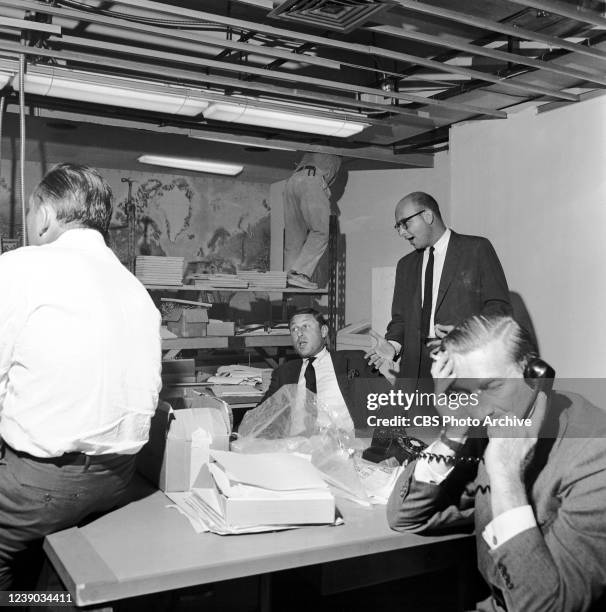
44, 482, 473, 611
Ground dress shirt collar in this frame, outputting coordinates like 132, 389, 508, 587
428, 227, 451, 257
52, 228, 106, 249
304, 346, 329, 364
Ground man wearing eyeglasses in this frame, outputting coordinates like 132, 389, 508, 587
366, 191, 511, 391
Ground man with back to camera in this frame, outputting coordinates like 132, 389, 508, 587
366, 191, 511, 392
387, 314, 606, 611
0, 163, 162, 588
283, 152, 342, 289
260, 308, 392, 431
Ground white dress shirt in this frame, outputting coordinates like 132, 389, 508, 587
389, 228, 451, 355
296, 347, 354, 432
421, 228, 451, 338
0, 229, 162, 457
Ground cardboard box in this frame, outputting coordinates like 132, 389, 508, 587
194, 451, 336, 527
165, 307, 208, 337
137, 393, 230, 492
206, 319, 235, 336
161, 358, 196, 385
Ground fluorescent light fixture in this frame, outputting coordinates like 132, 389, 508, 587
13, 66, 209, 116
204, 102, 368, 137
137, 155, 243, 176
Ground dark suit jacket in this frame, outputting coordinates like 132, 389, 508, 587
386, 392, 606, 612
260, 350, 389, 429
385, 231, 511, 381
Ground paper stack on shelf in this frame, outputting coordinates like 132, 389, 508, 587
236, 323, 290, 336
210, 364, 271, 386
205, 365, 272, 401
209, 384, 263, 399
136, 256, 184, 286
191, 273, 248, 289
236, 270, 287, 289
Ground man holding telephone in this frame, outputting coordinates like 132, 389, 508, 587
387, 314, 606, 611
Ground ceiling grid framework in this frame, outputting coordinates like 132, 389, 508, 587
0, 0, 603, 170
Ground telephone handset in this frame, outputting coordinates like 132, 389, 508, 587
363, 358, 556, 466
522, 358, 555, 419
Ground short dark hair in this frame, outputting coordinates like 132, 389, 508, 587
30, 163, 113, 234
442, 314, 538, 370
289, 308, 327, 328
405, 192, 441, 220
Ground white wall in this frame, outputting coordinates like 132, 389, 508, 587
269, 180, 285, 271
339, 151, 450, 326
449, 96, 606, 377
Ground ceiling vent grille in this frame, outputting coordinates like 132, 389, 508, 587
268, 0, 393, 33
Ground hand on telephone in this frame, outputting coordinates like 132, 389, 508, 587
484, 390, 549, 480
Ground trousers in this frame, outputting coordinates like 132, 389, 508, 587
283, 170, 331, 278
0, 444, 136, 589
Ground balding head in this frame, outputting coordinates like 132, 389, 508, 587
394, 192, 446, 250
396, 192, 442, 220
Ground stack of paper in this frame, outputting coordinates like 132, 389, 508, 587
209, 364, 271, 386
209, 384, 263, 398
236, 270, 287, 289
136, 256, 184, 286
236, 323, 291, 336
194, 451, 336, 530
191, 273, 248, 289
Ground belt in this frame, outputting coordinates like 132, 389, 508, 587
6, 445, 123, 467
295, 165, 317, 176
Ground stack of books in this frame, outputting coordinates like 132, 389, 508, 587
136, 256, 184, 286
191, 273, 249, 289
236, 271, 287, 289
174, 450, 336, 534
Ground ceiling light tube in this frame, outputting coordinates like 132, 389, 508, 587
204, 102, 368, 137
13, 66, 209, 116
137, 155, 243, 176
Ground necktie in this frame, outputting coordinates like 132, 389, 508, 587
421, 246, 435, 339
304, 357, 317, 394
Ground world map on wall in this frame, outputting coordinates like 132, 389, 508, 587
108, 171, 271, 273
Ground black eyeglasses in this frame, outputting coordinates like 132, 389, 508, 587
394, 209, 425, 232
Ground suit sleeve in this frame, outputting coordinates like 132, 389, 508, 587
387, 455, 477, 534
489, 439, 606, 612
258, 367, 282, 406
478, 238, 512, 317
385, 257, 408, 344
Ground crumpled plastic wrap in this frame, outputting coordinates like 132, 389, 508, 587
231, 385, 401, 505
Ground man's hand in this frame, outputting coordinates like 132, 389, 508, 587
485, 391, 548, 516
485, 390, 547, 479
377, 358, 399, 386
434, 323, 454, 339
430, 349, 455, 396
430, 350, 469, 439
365, 330, 396, 370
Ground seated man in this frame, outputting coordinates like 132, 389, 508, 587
387, 314, 606, 611
0, 164, 161, 588
260, 308, 391, 430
